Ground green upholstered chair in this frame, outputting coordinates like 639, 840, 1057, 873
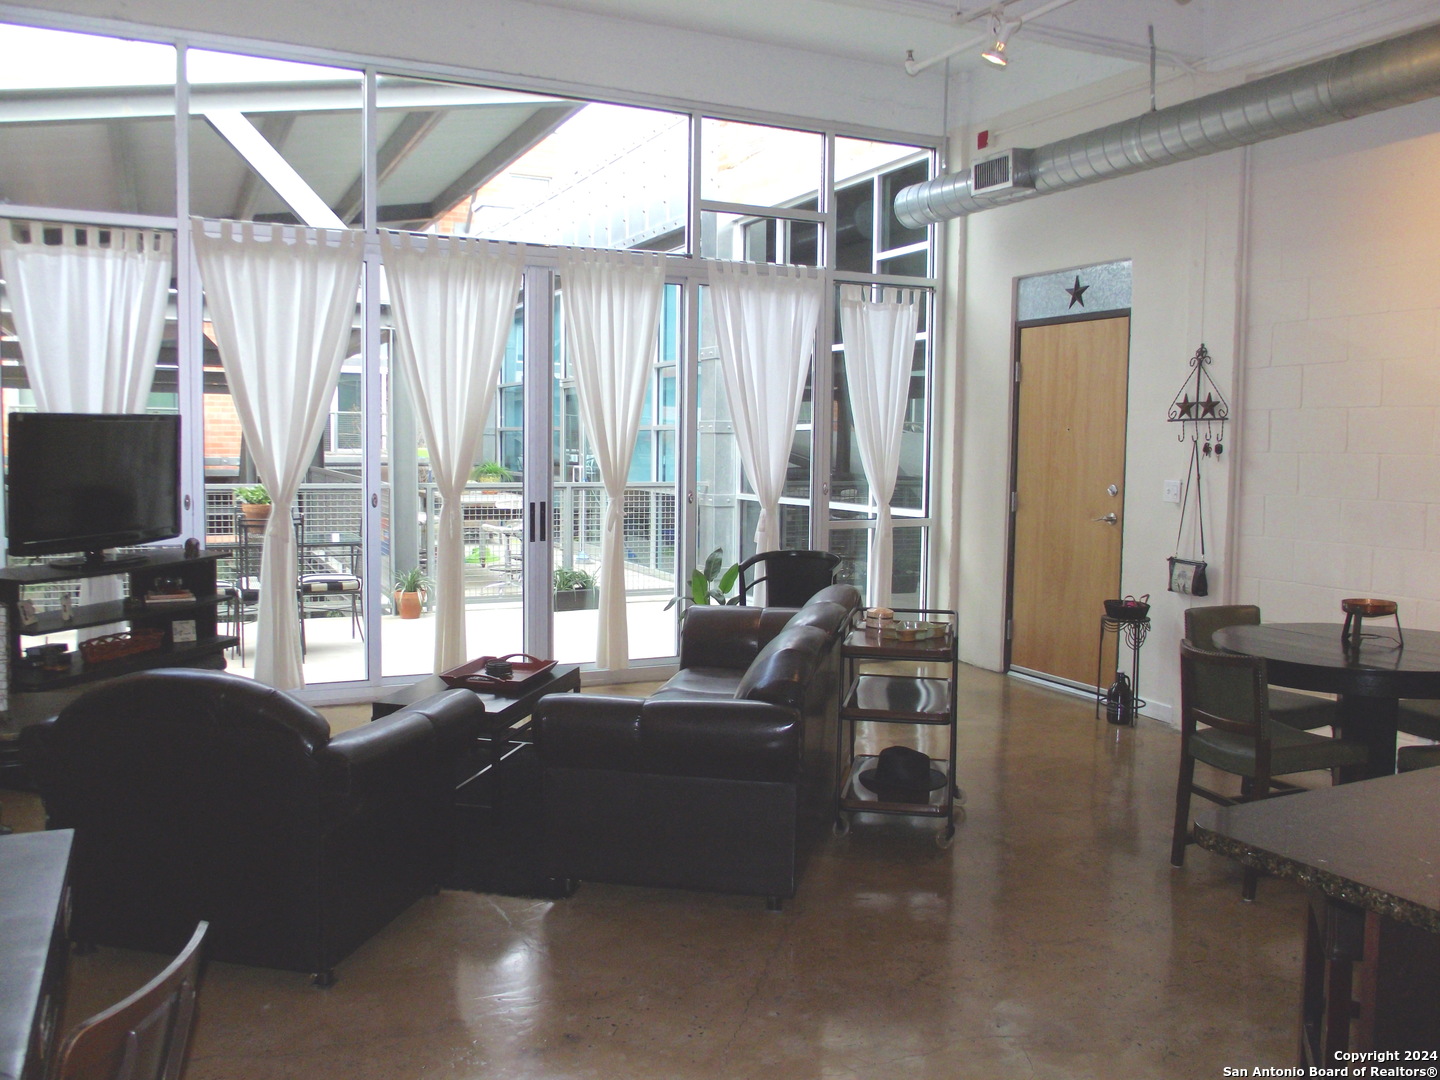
1397, 744, 1440, 772
1172, 641, 1369, 900
1396, 699, 1440, 743
1184, 605, 1338, 731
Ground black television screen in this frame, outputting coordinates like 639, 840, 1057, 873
5, 412, 182, 563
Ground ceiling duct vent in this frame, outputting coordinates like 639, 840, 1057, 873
971, 149, 1034, 195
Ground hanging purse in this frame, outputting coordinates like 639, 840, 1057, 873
1168, 439, 1209, 597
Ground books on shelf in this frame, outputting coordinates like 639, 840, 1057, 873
144, 589, 195, 605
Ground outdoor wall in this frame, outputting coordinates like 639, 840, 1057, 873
1237, 97, 1440, 628
6, 0, 946, 137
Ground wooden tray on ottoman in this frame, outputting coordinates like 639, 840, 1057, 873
440, 654, 558, 697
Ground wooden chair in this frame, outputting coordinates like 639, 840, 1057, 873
735, 549, 841, 607
52, 921, 207, 1080
1184, 605, 1339, 731
1172, 641, 1368, 900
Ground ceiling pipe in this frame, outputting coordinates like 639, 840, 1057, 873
904, 0, 1086, 77
895, 19, 1440, 225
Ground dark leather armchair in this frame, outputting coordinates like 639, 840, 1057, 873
533, 584, 861, 907
22, 668, 484, 984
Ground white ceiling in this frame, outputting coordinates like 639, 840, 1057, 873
518, 0, 1440, 118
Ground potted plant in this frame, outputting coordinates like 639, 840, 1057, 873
234, 484, 271, 522
469, 461, 514, 485
391, 566, 432, 620
665, 547, 740, 614
553, 566, 598, 611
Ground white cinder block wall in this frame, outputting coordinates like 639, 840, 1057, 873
1237, 98, 1440, 631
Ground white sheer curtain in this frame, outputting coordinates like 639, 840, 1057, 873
381, 232, 523, 674
192, 219, 364, 690
708, 260, 823, 556
839, 284, 922, 608
0, 222, 172, 413
557, 248, 665, 670
0, 221, 174, 632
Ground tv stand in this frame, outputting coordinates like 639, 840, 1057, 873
47, 551, 149, 570
0, 547, 237, 697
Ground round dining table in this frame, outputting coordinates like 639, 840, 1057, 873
1212, 621, 1440, 779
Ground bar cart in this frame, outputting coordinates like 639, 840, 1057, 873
834, 607, 959, 847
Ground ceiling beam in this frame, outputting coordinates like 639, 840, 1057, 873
425, 103, 584, 225
205, 109, 344, 229
336, 109, 443, 225
232, 114, 296, 223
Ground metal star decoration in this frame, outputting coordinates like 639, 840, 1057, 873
1065, 275, 1089, 308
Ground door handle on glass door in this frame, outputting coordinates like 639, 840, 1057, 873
1092, 513, 1118, 524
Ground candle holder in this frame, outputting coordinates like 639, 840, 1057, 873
1340, 598, 1402, 650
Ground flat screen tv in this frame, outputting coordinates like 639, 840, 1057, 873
5, 412, 182, 566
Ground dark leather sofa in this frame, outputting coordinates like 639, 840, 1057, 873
21, 667, 484, 984
532, 583, 861, 907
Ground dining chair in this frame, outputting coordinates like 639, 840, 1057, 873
1397, 744, 1440, 771
52, 920, 207, 1080
734, 549, 841, 607
1172, 641, 1369, 900
1184, 605, 1338, 731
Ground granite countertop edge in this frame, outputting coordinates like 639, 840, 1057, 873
1193, 822, 1440, 935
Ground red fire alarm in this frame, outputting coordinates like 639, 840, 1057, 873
977, 129, 990, 150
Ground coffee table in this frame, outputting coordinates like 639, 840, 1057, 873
373, 664, 581, 896
372, 663, 582, 786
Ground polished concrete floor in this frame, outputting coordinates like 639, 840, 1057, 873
2, 666, 1314, 1079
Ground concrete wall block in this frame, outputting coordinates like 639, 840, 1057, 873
1262, 495, 1345, 543
1301, 359, 1383, 409
1299, 452, 1377, 500
1255, 578, 1349, 623
1242, 451, 1299, 496
1243, 366, 1302, 410
1247, 278, 1309, 331
1290, 539, 1374, 591
1383, 355, 1440, 407
1271, 317, 1347, 367
1347, 309, 1438, 364
1369, 546, 1440, 601
1309, 273, 1395, 321
1348, 407, 1435, 455
1270, 407, 1347, 453
1338, 498, 1427, 549
1236, 534, 1294, 581
1377, 456, 1440, 504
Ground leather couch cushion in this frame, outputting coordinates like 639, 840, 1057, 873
734, 624, 829, 710
652, 666, 746, 699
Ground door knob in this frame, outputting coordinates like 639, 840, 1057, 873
1092, 513, 1118, 525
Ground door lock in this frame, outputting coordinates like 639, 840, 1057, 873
1107, 484, 1119, 497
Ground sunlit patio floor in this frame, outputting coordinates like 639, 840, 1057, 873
225, 596, 680, 692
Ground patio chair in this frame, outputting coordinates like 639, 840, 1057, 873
735, 549, 841, 608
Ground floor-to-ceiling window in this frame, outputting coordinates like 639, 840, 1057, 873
0, 16, 936, 694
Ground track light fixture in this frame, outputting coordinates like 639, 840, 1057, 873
981, 16, 1015, 66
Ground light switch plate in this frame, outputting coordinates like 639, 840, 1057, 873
1163, 480, 1182, 503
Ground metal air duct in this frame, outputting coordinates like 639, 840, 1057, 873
895, 20, 1440, 226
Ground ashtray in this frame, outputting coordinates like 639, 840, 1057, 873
484, 659, 514, 678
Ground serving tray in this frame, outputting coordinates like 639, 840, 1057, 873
440, 653, 557, 696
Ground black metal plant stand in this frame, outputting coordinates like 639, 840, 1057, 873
1095, 614, 1149, 724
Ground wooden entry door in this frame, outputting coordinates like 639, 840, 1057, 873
1010, 316, 1130, 687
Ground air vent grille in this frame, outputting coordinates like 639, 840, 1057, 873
970, 149, 1035, 195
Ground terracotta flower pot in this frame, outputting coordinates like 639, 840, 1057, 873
240, 502, 271, 522
394, 589, 424, 619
